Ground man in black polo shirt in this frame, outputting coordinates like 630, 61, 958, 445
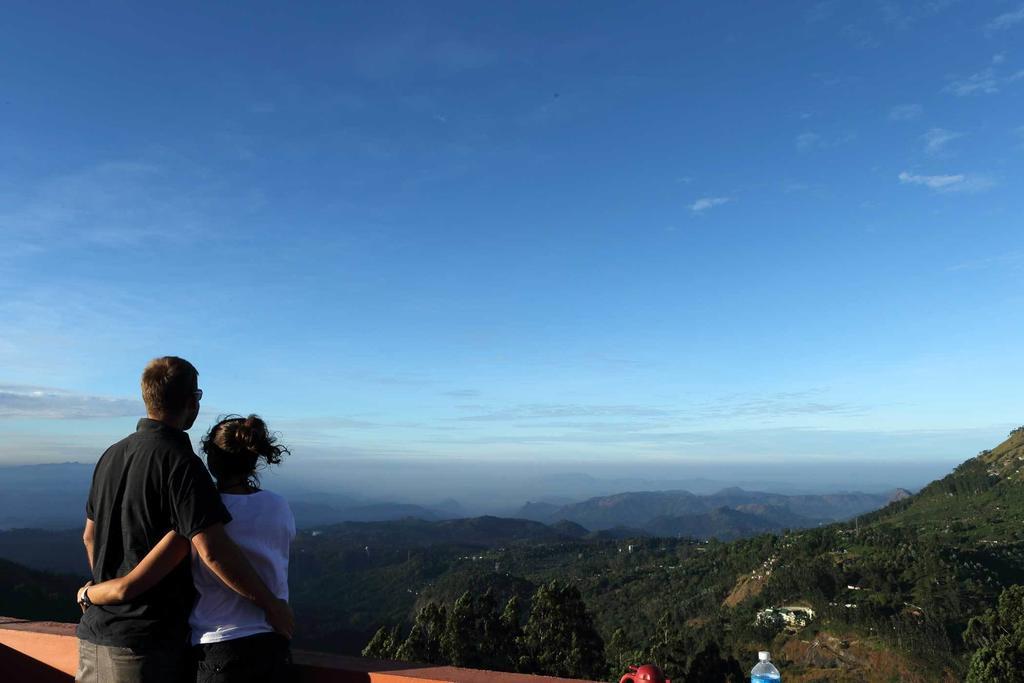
77, 356, 292, 683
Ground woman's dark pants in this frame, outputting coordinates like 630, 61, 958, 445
194, 633, 292, 683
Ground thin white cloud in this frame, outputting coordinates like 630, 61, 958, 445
783, 181, 814, 193
451, 391, 861, 425
898, 171, 964, 189
948, 251, 1024, 272
442, 389, 482, 398
0, 160, 229, 261
346, 33, 496, 80
945, 67, 1000, 95
455, 403, 677, 422
805, 1, 839, 23
987, 5, 1024, 31
922, 127, 964, 155
690, 197, 732, 213
796, 132, 822, 150
841, 24, 878, 49
272, 416, 379, 430
697, 392, 863, 420
795, 131, 855, 151
889, 104, 922, 121
344, 371, 438, 387
881, 0, 962, 28
898, 171, 993, 193
0, 384, 141, 419
944, 61, 1023, 96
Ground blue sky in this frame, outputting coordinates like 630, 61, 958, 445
1, 1, 1022, 478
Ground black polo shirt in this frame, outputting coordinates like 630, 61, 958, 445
77, 418, 231, 648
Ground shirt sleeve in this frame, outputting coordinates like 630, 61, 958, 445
167, 453, 232, 539
85, 456, 103, 520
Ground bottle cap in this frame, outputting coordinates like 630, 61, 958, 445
758, 651, 770, 661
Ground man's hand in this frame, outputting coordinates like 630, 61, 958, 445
265, 598, 294, 639
76, 581, 93, 613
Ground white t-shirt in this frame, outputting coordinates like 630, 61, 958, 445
189, 489, 295, 645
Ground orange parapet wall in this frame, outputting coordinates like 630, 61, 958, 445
0, 617, 599, 683
0, 618, 78, 681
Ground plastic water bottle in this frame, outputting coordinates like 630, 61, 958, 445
751, 651, 781, 682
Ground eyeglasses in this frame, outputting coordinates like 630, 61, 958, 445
194, 389, 204, 401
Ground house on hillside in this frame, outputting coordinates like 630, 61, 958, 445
756, 608, 784, 630
780, 605, 815, 624
756, 605, 815, 631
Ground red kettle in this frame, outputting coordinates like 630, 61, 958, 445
620, 664, 670, 683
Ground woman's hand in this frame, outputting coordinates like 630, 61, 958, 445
265, 598, 294, 639
76, 581, 93, 613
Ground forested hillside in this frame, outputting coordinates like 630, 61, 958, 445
0, 557, 83, 623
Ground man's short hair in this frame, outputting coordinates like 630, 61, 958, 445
141, 356, 198, 417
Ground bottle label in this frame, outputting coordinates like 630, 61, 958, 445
751, 676, 781, 682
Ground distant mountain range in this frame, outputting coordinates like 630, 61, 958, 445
0, 461, 907, 541
516, 487, 911, 539
0, 462, 464, 531
0, 486, 903, 580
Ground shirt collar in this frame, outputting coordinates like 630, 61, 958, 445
136, 418, 192, 447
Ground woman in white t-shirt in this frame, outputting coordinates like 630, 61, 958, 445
77, 415, 296, 682
190, 415, 295, 681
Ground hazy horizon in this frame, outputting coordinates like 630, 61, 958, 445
0, 421, 1011, 516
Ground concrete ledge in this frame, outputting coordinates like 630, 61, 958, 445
0, 618, 78, 677
0, 617, 598, 683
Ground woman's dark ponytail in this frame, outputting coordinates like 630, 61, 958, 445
202, 414, 289, 489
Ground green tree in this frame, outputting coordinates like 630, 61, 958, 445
496, 595, 524, 670
645, 614, 738, 681
500, 595, 523, 640
517, 580, 607, 680
607, 628, 645, 678
438, 589, 511, 669
965, 584, 1024, 682
370, 591, 524, 673
441, 591, 478, 666
473, 589, 507, 670
363, 624, 402, 659
396, 602, 447, 664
